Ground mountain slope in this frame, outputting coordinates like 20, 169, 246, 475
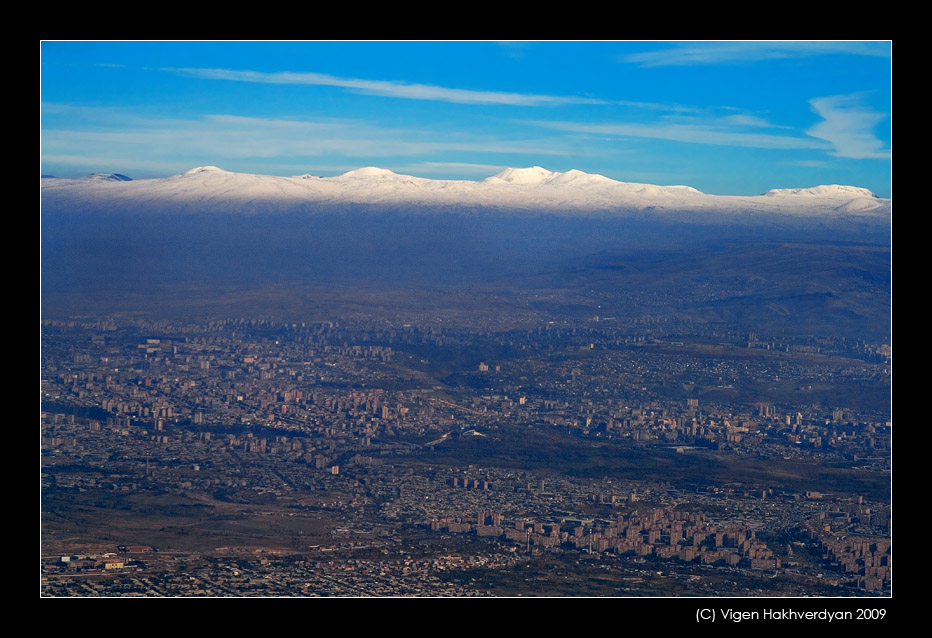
41, 166, 891, 332
41, 166, 891, 224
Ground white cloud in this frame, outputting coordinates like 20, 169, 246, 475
720, 114, 788, 129
806, 93, 890, 160
164, 67, 609, 107
160, 67, 707, 113
41, 107, 573, 175
523, 118, 829, 151
790, 160, 831, 168
623, 41, 891, 67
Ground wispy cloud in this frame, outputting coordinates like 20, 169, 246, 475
790, 160, 831, 168
495, 41, 531, 59
523, 118, 829, 151
720, 114, 789, 129
164, 67, 609, 107
623, 41, 891, 67
806, 93, 890, 160
524, 97, 890, 159
42, 107, 572, 174
161, 67, 705, 113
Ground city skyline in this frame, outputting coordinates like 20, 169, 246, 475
40, 40, 891, 197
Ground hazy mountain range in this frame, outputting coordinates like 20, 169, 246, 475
40, 166, 891, 336
41, 165, 890, 223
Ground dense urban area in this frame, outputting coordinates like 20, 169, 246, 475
41, 310, 891, 597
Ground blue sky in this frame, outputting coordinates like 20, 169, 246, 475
40, 41, 892, 197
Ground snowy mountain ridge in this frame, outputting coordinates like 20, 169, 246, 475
41, 165, 891, 221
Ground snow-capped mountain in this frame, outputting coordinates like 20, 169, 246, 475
41, 165, 892, 325
761, 185, 877, 198
41, 165, 891, 222
80, 172, 134, 182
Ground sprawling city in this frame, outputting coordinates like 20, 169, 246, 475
41, 276, 891, 597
